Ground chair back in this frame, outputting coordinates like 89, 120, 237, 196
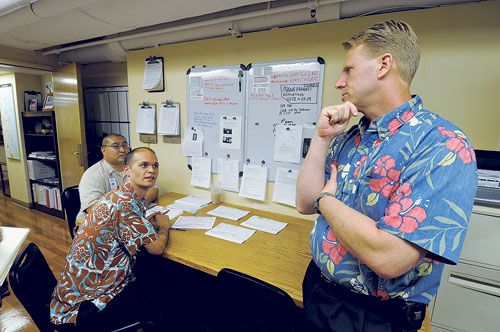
62, 185, 80, 239
9, 243, 57, 332
216, 268, 297, 332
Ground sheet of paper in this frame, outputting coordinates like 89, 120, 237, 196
239, 164, 268, 201
136, 105, 156, 134
273, 124, 303, 164
145, 205, 183, 221
272, 167, 298, 207
205, 223, 255, 244
158, 104, 179, 135
207, 206, 250, 221
175, 195, 212, 207
182, 126, 203, 157
191, 156, 211, 188
240, 216, 287, 235
172, 216, 216, 230
189, 75, 203, 100
166, 202, 200, 214
217, 158, 239, 192
142, 59, 163, 91
219, 116, 242, 150
0, 227, 30, 285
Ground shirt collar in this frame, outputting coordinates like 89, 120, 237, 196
357, 95, 422, 140
102, 159, 124, 176
121, 182, 145, 205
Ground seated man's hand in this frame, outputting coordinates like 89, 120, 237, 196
154, 214, 170, 231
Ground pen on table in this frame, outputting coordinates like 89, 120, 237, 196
170, 228, 186, 231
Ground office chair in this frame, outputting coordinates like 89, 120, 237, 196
9, 242, 58, 332
62, 185, 80, 239
9, 243, 142, 332
216, 268, 298, 332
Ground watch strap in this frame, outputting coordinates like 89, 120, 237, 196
313, 192, 336, 214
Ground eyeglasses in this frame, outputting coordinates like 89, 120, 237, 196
103, 143, 129, 149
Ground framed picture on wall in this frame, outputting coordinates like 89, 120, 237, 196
24, 90, 42, 112
43, 93, 54, 110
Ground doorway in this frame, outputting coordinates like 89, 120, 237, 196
83, 87, 130, 167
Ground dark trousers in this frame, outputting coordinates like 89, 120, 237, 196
73, 250, 171, 331
302, 260, 424, 332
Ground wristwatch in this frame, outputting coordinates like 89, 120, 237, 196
313, 192, 336, 214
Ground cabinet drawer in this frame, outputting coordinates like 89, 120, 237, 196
460, 212, 500, 269
431, 263, 500, 332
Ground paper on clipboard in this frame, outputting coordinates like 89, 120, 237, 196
143, 58, 164, 91
158, 103, 180, 135
136, 105, 156, 134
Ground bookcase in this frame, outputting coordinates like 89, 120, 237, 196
22, 111, 64, 218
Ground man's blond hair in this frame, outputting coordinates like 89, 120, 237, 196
342, 20, 420, 85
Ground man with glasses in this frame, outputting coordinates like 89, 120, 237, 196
76, 134, 158, 221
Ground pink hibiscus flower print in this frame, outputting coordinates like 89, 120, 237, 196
384, 183, 427, 233
369, 155, 402, 198
322, 230, 349, 265
438, 126, 476, 165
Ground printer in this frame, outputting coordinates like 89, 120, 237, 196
475, 150, 500, 207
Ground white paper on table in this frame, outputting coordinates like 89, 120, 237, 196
217, 158, 239, 192
145, 205, 183, 221
142, 59, 163, 90
175, 195, 212, 207
205, 223, 255, 244
273, 124, 303, 164
0, 227, 30, 285
240, 216, 287, 234
172, 216, 216, 229
136, 105, 156, 134
182, 126, 203, 157
272, 167, 298, 207
239, 164, 268, 201
158, 104, 179, 135
166, 202, 200, 215
207, 206, 250, 221
191, 156, 211, 188
219, 116, 242, 150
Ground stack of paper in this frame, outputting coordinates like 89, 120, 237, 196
167, 195, 211, 214
172, 216, 216, 229
240, 216, 287, 234
158, 104, 180, 135
205, 223, 255, 244
207, 206, 250, 220
145, 205, 183, 221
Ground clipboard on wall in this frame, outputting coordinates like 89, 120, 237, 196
142, 56, 164, 92
159, 100, 181, 144
137, 101, 158, 144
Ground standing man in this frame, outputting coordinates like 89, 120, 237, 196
51, 147, 169, 330
296, 20, 477, 332
76, 134, 158, 220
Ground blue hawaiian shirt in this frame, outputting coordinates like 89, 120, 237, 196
310, 95, 478, 304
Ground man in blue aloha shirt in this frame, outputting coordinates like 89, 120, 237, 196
296, 20, 477, 332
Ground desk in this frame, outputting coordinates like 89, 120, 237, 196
159, 193, 313, 307
0, 227, 30, 286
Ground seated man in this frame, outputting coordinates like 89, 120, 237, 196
51, 147, 170, 331
76, 134, 158, 221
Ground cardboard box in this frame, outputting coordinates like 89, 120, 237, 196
27, 160, 55, 180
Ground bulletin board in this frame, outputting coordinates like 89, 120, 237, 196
0, 84, 21, 160
186, 64, 247, 173
244, 57, 325, 181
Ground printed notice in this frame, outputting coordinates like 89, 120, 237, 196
219, 116, 242, 150
239, 164, 268, 201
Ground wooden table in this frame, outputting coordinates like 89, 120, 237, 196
159, 193, 314, 307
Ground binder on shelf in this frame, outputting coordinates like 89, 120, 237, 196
142, 56, 164, 92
